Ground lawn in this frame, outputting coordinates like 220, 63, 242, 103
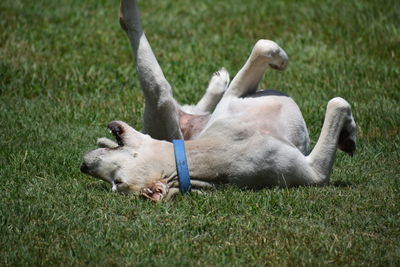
1, 0, 399, 265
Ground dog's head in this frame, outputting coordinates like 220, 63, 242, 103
80, 121, 172, 201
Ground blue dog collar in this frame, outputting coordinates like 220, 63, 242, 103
172, 139, 191, 194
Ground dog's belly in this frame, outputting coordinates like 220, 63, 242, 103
226, 135, 314, 188
179, 111, 210, 140
200, 91, 310, 154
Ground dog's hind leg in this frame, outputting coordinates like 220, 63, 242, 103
224, 40, 288, 98
241, 97, 356, 187
120, 0, 182, 141
306, 97, 357, 184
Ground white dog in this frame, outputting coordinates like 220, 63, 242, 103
81, 0, 356, 201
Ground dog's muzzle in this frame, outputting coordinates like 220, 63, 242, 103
80, 162, 89, 174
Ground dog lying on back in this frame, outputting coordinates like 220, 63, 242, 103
81, 0, 356, 201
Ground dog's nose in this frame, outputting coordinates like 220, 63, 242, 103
80, 162, 89, 173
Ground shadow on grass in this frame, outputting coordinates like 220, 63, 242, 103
220, 181, 354, 192
81, 179, 354, 201
84, 181, 111, 192
332, 180, 353, 187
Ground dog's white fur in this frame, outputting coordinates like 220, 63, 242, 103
81, 0, 356, 201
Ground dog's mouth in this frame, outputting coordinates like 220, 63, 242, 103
141, 182, 168, 202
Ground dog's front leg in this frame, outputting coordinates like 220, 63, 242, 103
194, 68, 230, 113
120, 0, 182, 141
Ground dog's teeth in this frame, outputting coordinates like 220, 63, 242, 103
144, 188, 153, 194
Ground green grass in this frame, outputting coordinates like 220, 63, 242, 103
1, 0, 399, 265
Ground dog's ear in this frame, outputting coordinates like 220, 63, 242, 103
108, 121, 150, 148
141, 181, 168, 202
97, 137, 118, 148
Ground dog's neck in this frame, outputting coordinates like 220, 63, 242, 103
151, 137, 228, 186
185, 138, 230, 182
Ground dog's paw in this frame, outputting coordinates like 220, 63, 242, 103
338, 116, 357, 157
253, 40, 288, 71
208, 67, 230, 95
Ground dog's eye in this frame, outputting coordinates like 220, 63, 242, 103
114, 179, 123, 185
